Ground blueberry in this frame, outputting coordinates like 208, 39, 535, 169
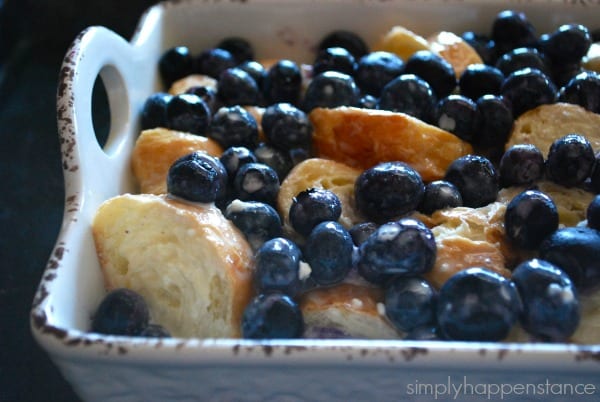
505, 190, 559, 250
474, 95, 513, 149
233, 162, 280, 205
349, 222, 378, 246
253, 142, 294, 180
437, 267, 521, 341
354, 161, 425, 223
377, 74, 436, 123
558, 71, 600, 114
141, 92, 172, 130
289, 188, 342, 237
225, 199, 282, 251
419, 180, 463, 215
500, 68, 557, 117
355, 51, 404, 97
357, 94, 378, 109
539, 24, 592, 65
217, 67, 260, 106
591, 153, 600, 194
139, 324, 171, 338
237, 60, 267, 89
167, 151, 228, 203
461, 31, 497, 65
217, 36, 254, 63
546, 133, 595, 187
254, 237, 303, 296
263, 59, 302, 105
588, 196, 600, 230
434, 95, 479, 142
91, 288, 150, 336
241, 293, 304, 339
499, 144, 545, 187
158, 46, 194, 87
358, 218, 436, 284
551, 62, 584, 89
313, 47, 356, 76
195, 48, 236, 79
512, 258, 580, 341
318, 30, 369, 60
404, 325, 444, 341
539, 226, 600, 290
495, 47, 550, 77
491, 10, 537, 55
219, 146, 258, 181
184, 86, 218, 114
304, 221, 354, 286
444, 155, 499, 208
262, 103, 313, 150
403, 50, 456, 98
385, 276, 437, 333
207, 105, 258, 149
303, 71, 360, 111
458, 63, 504, 101
165, 93, 211, 135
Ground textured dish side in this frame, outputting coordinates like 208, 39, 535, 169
31, 1, 600, 401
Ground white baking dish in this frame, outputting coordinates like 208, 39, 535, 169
32, 1, 600, 401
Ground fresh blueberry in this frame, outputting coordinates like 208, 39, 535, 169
500, 68, 557, 117
358, 218, 436, 284
237, 60, 267, 89
491, 10, 537, 55
587, 196, 600, 230
289, 147, 312, 166
289, 188, 342, 237
458, 63, 504, 101
551, 62, 584, 89
263, 59, 303, 105
512, 258, 580, 341
195, 48, 236, 78
262, 103, 313, 150
217, 36, 254, 63
357, 94, 378, 109
499, 144, 545, 187
158, 46, 194, 87
419, 180, 463, 215
304, 221, 355, 286
461, 31, 497, 65
219, 146, 258, 181
474, 95, 514, 149
184, 86, 218, 114
539, 24, 592, 65
349, 222, 378, 246
558, 71, 600, 114
377, 74, 436, 123
253, 142, 294, 180
539, 226, 600, 290
141, 92, 172, 130
404, 325, 444, 341
437, 267, 522, 341
217, 67, 260, 106
225, 199, 283, 251
167, 151, 228, 203
233, 162, 280, 205
303, 71, 360, 111
385, 276, 437, 333
241, 293, 304, 339
591, 153, 600, 194
434, 95, 479, 142
313, 47, 356, 76
165, 93, 211, 135
355, 51, 404, 97
505, 190, 559, 250
443, 155, 499, 208
254, 237, 303, 296
546, 133, 595, 187
403, 50, 456, 98
207, 105, 258, 149
91, 288, 150, 336
495, 47, 550, 77
318, 30, 369, 60
140, 324, 171, 338
354, 161, 425, 223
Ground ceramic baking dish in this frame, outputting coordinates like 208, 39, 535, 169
32, 0, 600, 401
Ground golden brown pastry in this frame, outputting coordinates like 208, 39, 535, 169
428, 31, 483, 78
92, 193, 255, 338
375, 25, 430, 61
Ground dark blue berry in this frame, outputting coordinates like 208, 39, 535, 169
165, 93, 211, 135
313, 47, 356, 76
318, 30, 369, 60
434, 95, 479, 142
377, 74, 436, 123
385, 276, 437, 333
444, 155, 498, 208
499, 144, 545, 187
491, 10, 537, 55
505, 190, 559, 250
512, 258, 580, 341
546, 133, 595, 187
159, 46, 194, 87
241, 293, 304, 339
262, 103, 313, 150
458, 63, 504, 101
233, 162, 280, 205
404, 325, 444, 341
500, 68, 557, 117
195, 48, 236, 78
403, 50, 456, 98
254, 237, 303, 296
551, 62, 583, 89
587, 195, 600, 230
354, 161, 425, 223
474, 95, 514, 149
217, 37, 254, 63
237, 60, 267, 89
358, 218, 436, 284
141, 92, 172, 130
167, 151, 228, 203
225, 200, 282, 251
355, 51, 404, 97
419, 180, 463, 215
357, 94, 378, 109
303, 71, 360, 111
558, 71, 600, 114
184, 86, 218, 114
140, 324, 171, 338
263, 59, 302, 105
461, 31, 497, 65
437, 267, 521, 341
217, 67, 260, 106
539, 24, 592, 65
349, 222, 378, 246
304, 221, 354, 286
289, 188, 342, 237
207, 105, 258, 149
253, 142, 294, 180
591, 153, 600, 194
495, 47, 550, 77
91, 288, 150, 336
219, 146, 258, 181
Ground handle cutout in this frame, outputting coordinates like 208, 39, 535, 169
92, 75, 110, 149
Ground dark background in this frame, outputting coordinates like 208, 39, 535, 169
0, 1, 158, 400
